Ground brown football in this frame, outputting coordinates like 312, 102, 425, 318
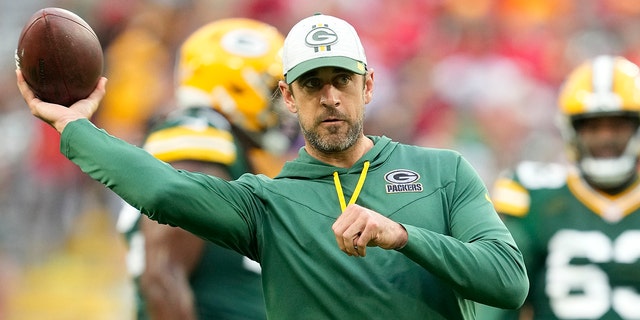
16, 7, 103, 107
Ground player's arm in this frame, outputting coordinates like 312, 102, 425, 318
396, 156, 529, 310
19, 79, 260, 255
474, 172, 534, 319
139, 161, 231, 320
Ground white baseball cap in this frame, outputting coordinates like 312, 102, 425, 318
282, 13, 367, 84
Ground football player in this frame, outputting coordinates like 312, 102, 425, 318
479, 55, 640, 319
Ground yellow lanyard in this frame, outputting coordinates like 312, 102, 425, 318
333, 161, 370, 212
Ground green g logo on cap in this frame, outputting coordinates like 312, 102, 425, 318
305, 25, 338, 52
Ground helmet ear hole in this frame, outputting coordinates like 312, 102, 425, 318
230, 84, 245, 94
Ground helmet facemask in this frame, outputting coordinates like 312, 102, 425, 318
565, 114, 640, 189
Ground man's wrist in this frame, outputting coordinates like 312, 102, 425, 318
394, 223, 408, 250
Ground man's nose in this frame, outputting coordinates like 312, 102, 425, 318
320, 84, 339, 107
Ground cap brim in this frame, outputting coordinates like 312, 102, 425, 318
285, 56, 366, 84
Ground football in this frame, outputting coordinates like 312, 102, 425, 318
16, 7, 103, 106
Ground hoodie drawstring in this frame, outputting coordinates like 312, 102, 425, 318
333, 161, 370, 212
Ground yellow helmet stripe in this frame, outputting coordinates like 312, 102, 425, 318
144, 126, 236, 164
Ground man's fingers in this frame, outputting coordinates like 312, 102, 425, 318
71, 77, 107, 117
333, 205, 369, 257
16, 69, 37, 103
353, 232, 366, 257
334, 219, 365, 257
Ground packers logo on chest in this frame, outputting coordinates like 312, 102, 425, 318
384, 169, 423, 193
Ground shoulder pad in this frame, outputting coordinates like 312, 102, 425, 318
491, 161, 567, 217
515, 161, 567, 190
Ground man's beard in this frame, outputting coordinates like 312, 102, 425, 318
302, 117, 363, 153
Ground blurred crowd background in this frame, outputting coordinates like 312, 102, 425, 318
2, 0, 640, 318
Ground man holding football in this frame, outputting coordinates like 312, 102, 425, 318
17, 13, 528, 319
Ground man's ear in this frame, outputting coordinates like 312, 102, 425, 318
364, 69, 374, 105
279, 80, 298, 113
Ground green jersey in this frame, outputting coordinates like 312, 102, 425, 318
489, 161, 640, 319
63, 119, 528, 319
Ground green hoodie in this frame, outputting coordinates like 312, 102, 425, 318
62, 119, 528, 319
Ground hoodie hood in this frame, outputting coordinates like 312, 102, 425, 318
275, 136, 395, 180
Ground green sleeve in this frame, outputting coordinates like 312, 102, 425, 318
474, 303, 520, 320
61, 119, 260, 257
397, 156, 529, 309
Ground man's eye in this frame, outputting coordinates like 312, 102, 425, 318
303, 78, 322, 88
335, 75, 351, 86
